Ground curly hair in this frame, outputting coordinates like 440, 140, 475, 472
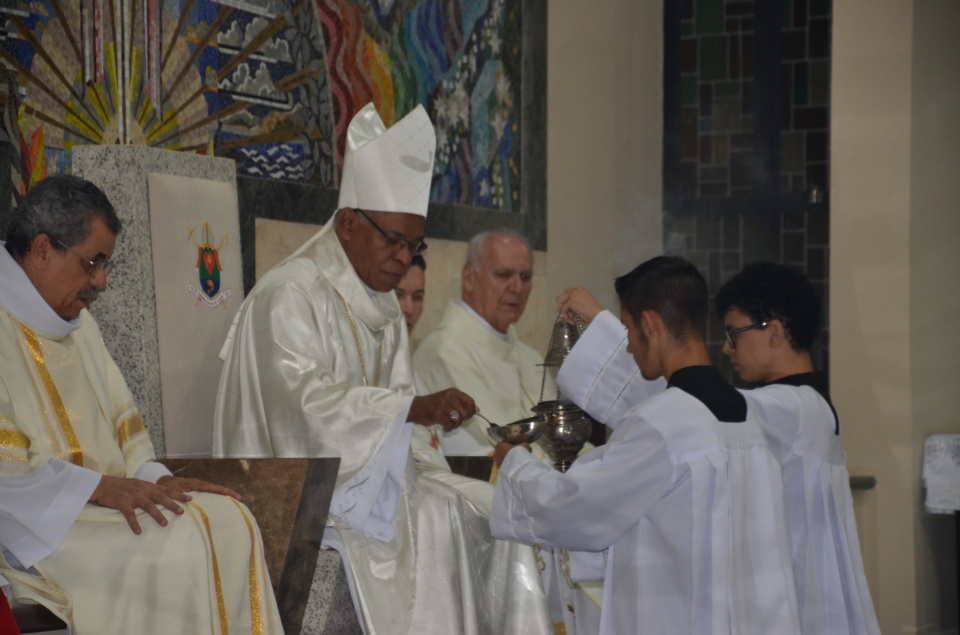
716, 262, 822, 351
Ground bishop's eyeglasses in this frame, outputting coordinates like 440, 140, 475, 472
355, 208, 428, 256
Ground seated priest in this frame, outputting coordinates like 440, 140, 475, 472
0, 175, 282, 634
490, 256, 801, 635
213, 102, 552, 635
717, 262, 880, 634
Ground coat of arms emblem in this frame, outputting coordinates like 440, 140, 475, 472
188, 223, 232, 308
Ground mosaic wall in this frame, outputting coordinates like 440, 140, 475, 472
0, 0, 524, 212
665, 0, 832, 384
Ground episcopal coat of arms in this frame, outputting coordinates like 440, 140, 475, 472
188, 223, 232, 308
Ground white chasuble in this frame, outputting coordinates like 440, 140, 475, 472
413, 301, 554, 456
745, 380, 880, 635
0, 307, 281, 634
214, 224, 552, 635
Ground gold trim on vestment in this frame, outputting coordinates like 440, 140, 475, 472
232, 498, 265, 635
0, 427, 29, 451
0, 427, 29, 464
193, 502, 228, 635
116, 414, 146, 449
20, 324, 83, 466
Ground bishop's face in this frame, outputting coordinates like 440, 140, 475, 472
337, 208, 426, 293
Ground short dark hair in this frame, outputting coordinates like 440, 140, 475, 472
5, 175, 121, 258
411, 254, 426, 270
715, 262, 822, 351
615, 256, 708, 340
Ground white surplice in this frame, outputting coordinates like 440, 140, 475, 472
214, 223, 551, 635
0, 246, 281, 634
745, 377, 880, 634
492, 312, 801, 635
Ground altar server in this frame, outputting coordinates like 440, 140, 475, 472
717, 262, 880, 634
491, 256, 801, 635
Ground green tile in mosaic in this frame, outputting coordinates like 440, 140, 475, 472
699, 36, 728, 81
780, 131, 804, 173
809, 61, 830, 105
682, 75, 699, 106
793, 62, 809, 106
682, 21, 695, 37
782, 231, 805, 264
715, 81, 740, 98
714, 97, 740, 132
682, 39, 699, 73
696, 0, 724, 34
781, 0, 793, 28
715, 133, 730, 165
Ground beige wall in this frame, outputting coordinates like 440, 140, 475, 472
832, 1, 960, 632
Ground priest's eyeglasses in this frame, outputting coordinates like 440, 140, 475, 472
724, 321, 769, 349
56, 240, 115, 276
355, 209, 428, 256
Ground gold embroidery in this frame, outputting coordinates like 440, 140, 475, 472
192, 502, 228, 635
334, 290, 383, 387
0, 427, 29, 451
20, 325, 83, 466
117, 414, 146, 448
232, 498, 265, 635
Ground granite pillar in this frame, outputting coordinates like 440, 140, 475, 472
72, 146, 239, 455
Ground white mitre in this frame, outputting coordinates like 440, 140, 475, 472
337, 102, 436, 218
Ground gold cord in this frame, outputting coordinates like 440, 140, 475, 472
335, 291, 383, 387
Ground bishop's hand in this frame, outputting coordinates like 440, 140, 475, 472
89, 474, 188, 535
409, 389, 477, 432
